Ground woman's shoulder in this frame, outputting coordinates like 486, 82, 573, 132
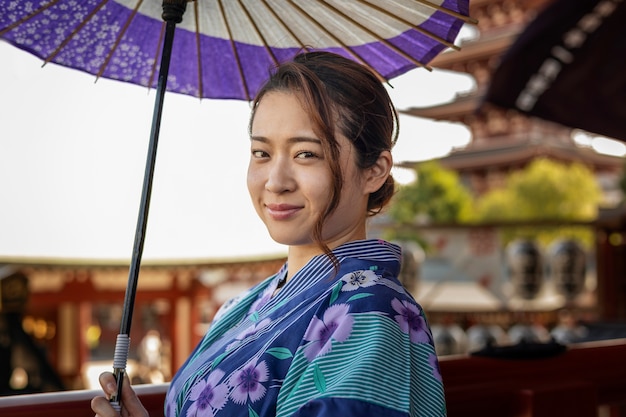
325, 265, 420, 314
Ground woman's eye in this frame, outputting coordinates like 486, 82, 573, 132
295, 151, 318, 159
251, 149, 268, 158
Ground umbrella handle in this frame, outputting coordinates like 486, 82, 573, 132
109, 334, 131, 413
109, 0, 188, 412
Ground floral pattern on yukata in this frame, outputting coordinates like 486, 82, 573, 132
429, 353, 443, 382
339, 269, 380, 290
391, 298, 431, 344
186, 370, 229, 417
228, 358, 269, 404
165, 239, 446, 417
248, 272, 285, 313
302, 304, 354, 361
226, 319, 271, 351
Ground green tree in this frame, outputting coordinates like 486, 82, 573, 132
385, 160, 473, 245
474, 158, 602, 247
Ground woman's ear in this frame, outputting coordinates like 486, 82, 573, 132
364, 150, 393, 194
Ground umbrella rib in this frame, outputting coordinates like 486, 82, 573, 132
193, 0, 203, 99
358, 0, 461, 51
96, 0, 144, 80
238, 0, 280, 68
261, 0, 308, 50
0, 0, 61, 37
218, 0, 252, 100
414, 0, 478, 24
319, 1, 430, 71
44, 0, 109, 65
288, 0, 393, 80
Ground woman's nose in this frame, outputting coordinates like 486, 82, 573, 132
265, 158, 295, 193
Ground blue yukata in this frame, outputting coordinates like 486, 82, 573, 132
165, 239, 446, 417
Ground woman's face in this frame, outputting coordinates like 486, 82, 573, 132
247, 91, 371, 252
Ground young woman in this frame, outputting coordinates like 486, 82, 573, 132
92, 51, 446, 417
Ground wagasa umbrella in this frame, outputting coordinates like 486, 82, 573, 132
483, 0, 626, 142
0, 0, 475, 409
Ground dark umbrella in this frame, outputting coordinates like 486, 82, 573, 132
0, 0, 474, 409
483, 0, 626, 142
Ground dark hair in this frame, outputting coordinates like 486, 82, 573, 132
249, 51, 398, 260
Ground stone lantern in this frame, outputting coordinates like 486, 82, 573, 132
549, 239, 586, 299
506, 239, 543, 299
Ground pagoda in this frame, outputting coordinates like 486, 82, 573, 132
400, 0, 624, 198
393, 0, 626, 355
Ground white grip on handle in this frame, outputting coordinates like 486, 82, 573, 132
110, 334, 131, 413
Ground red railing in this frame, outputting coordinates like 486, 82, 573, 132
1, 339, 625, 417
0, 383, 168, 417
439, 338, 626, 417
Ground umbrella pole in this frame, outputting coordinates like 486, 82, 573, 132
110, 0, 188, 412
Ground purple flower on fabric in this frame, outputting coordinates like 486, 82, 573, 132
391, 298, 430, 344
237, 318, 271, 340
228, 359, 269, 405
249, 284, 274, 313
186, 369, 229, 417
429, 353, 442, 382
227, 318, 271, 351
303, 304, 354, 361
340, 270, 379, 291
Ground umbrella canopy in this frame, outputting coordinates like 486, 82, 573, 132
1, 0, 473, 100
483, 0, 626, 142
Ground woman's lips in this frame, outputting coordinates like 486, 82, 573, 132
265, 203, 302, 220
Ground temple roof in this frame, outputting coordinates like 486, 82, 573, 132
398, 136, 624, 172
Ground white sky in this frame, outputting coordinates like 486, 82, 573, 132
0, 40, 477, 261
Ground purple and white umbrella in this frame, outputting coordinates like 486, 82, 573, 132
0, 0, 474, 408
1, 0, 472, 99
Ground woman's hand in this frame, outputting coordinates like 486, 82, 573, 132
91, 372, 149, 417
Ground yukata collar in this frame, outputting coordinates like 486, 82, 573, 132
276, 239, 401, 286
330, 239, 402, 262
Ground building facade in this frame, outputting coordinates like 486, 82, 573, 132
0, 255, 284, 392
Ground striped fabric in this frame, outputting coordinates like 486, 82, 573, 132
166, 239, 446, 416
